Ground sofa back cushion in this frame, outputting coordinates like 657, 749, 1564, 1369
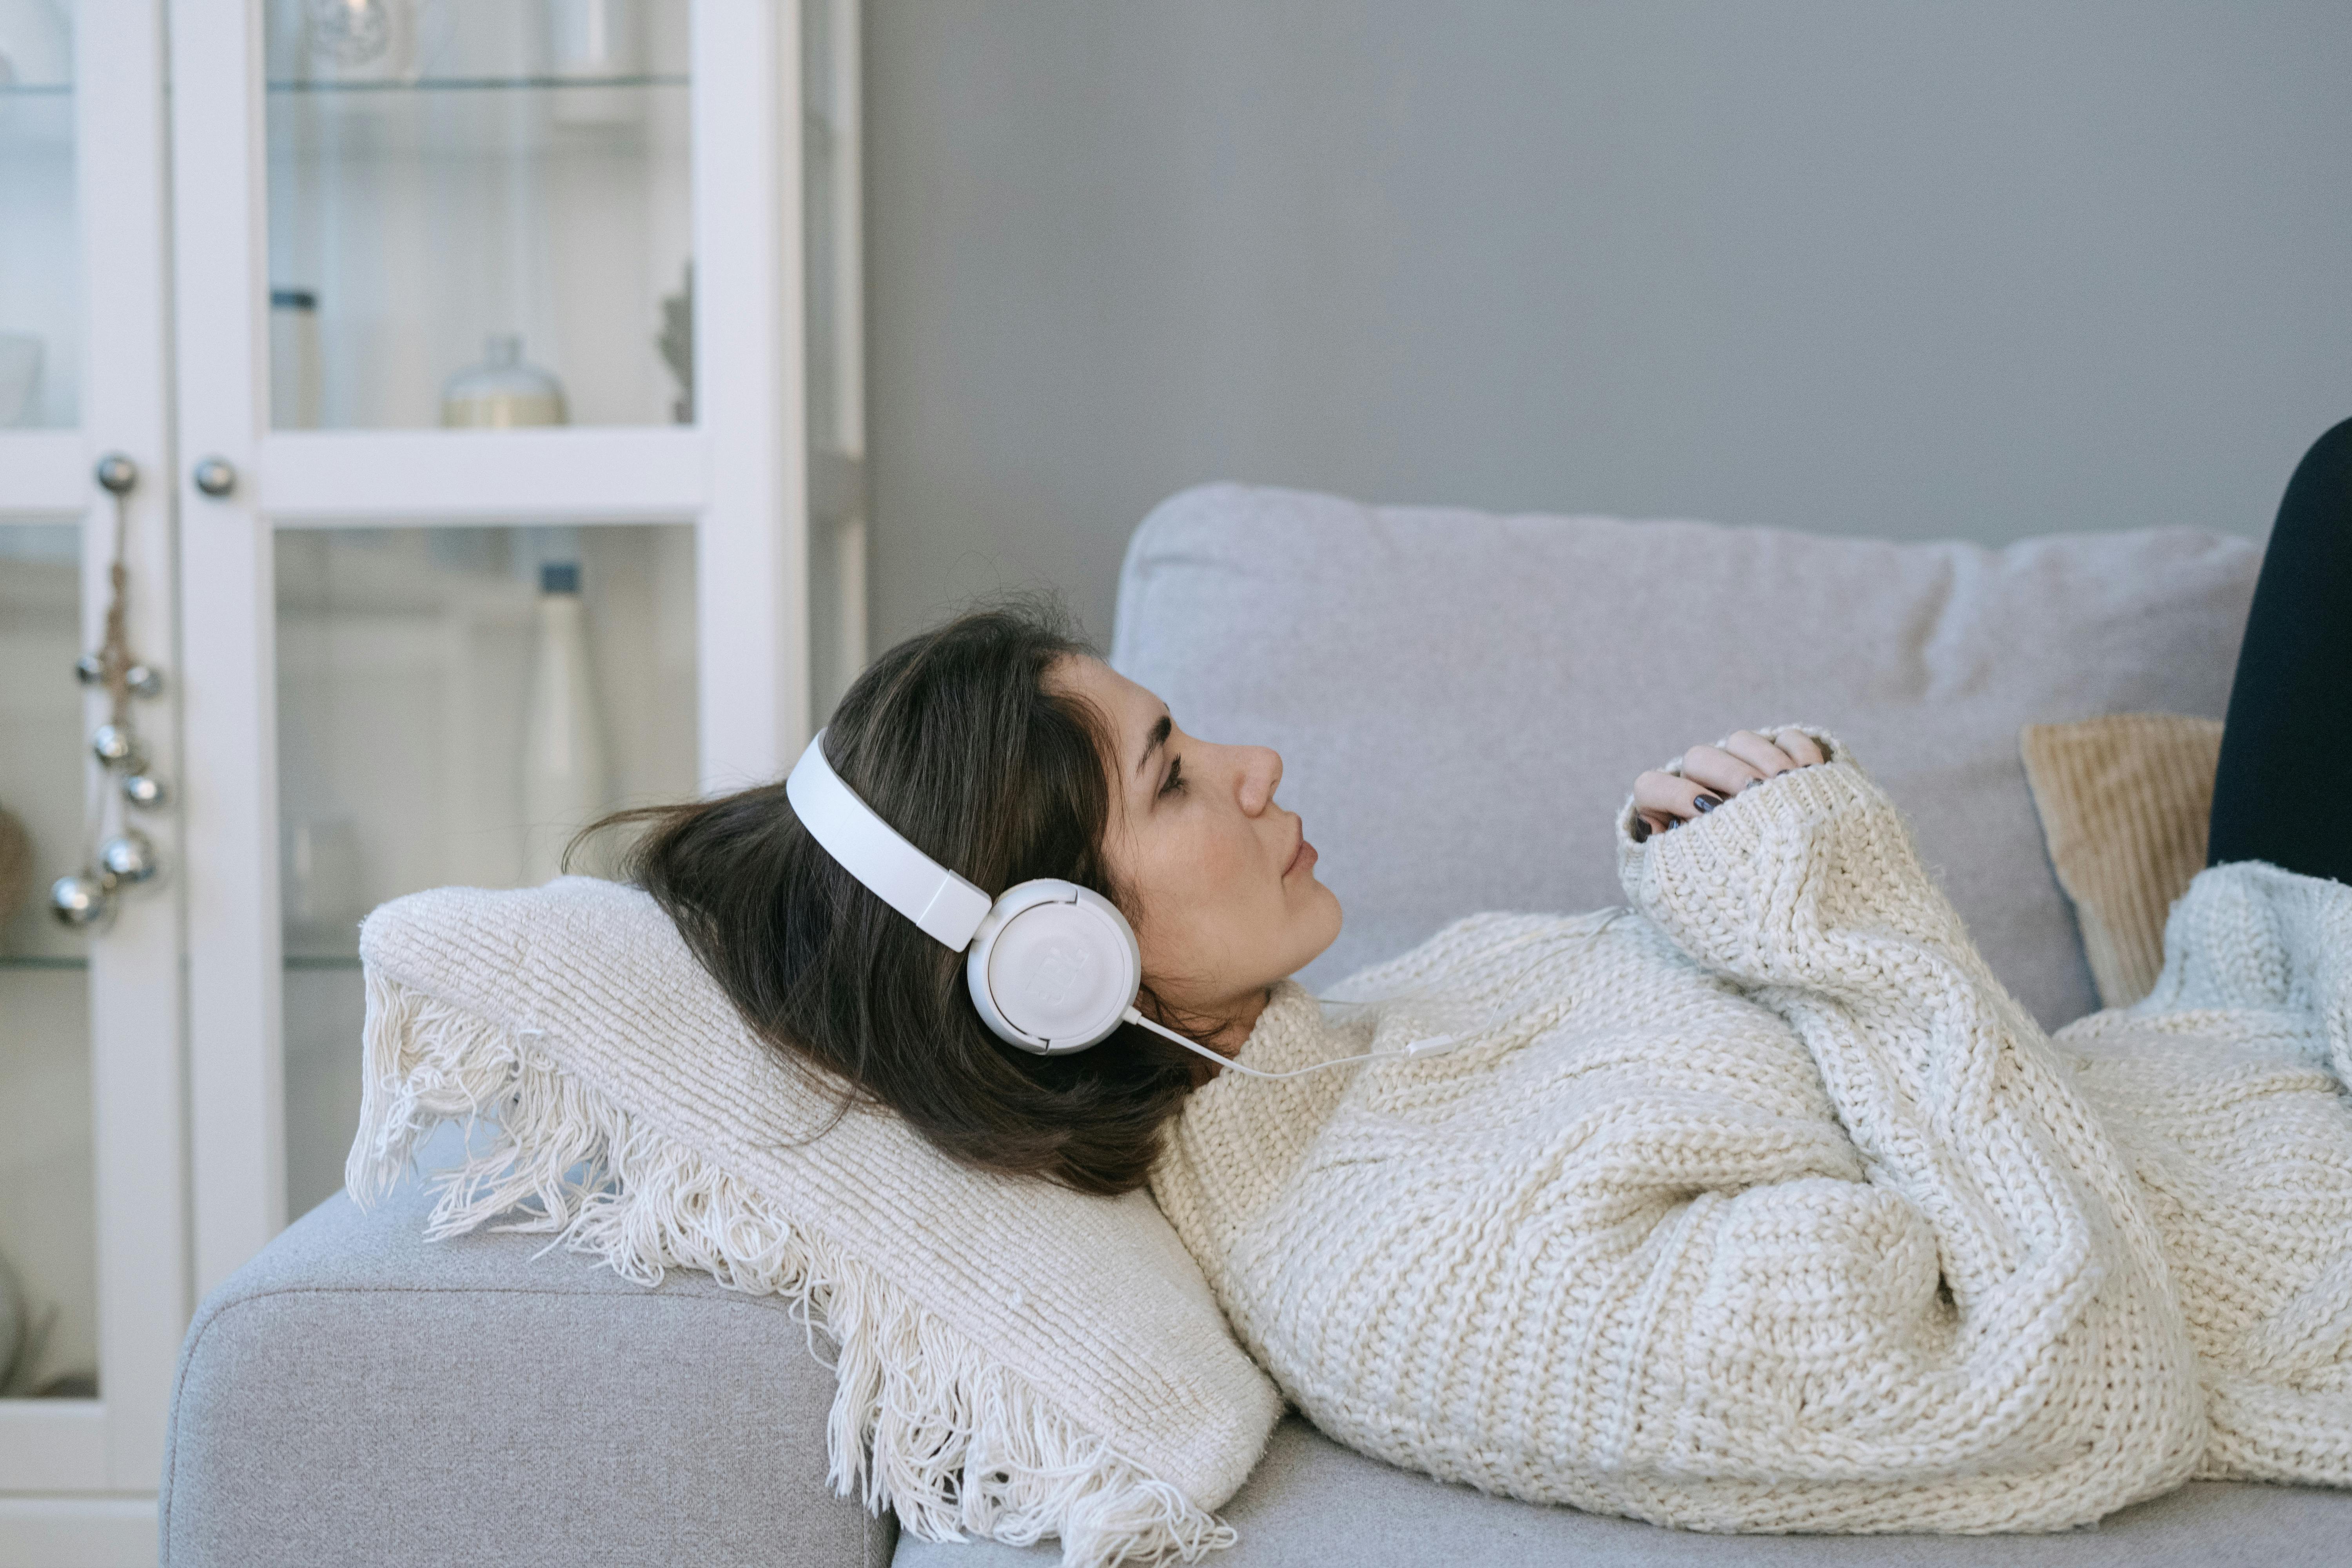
1111, 483, 2261, 1031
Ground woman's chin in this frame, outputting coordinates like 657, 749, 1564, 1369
1300, 881, 1345, 961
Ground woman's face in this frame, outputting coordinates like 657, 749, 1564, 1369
1052, 656, 1343, 1025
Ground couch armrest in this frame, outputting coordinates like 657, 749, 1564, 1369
160, 1150, 893, 1568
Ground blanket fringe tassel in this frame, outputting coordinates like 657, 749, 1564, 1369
345, 971, 1236, 1568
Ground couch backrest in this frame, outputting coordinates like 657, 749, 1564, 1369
1111, 483, 2261, 1031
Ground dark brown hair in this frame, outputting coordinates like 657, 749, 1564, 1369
590, 601, 1201, 1196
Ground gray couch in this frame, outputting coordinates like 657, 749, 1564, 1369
162, 484, 2352, 1564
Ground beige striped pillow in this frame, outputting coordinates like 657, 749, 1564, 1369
2019, 713, 2225, 1011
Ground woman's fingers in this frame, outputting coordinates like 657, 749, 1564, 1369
1720, 731, 1802, 783
1770, 728, 1828, 766
1693, 730, 1827, 795
1681, 741, 1770, 798
1633, 769, 1718, 833
1632, 730, 1831, 838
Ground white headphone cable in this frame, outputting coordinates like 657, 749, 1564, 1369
1119, 1006, 1466, 1081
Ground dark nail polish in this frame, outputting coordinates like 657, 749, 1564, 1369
1630, 816, 1651, 842
1693, 793, 1724, 813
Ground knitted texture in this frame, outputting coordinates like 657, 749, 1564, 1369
347, 877, 1281, 1568
1152, 726, 2221, 1533
2020, 712, 2226, 1009
2051, 858, 2352, 1487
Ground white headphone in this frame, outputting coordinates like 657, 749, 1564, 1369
787, 728, 1145, 1053
785, 729, 1561, 1081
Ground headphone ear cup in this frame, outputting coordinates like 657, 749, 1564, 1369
965, 881, 1142, 1053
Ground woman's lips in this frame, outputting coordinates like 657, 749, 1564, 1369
1286, 833, 1317, 878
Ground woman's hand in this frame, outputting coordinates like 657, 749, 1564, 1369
1631, 728, 1831, 842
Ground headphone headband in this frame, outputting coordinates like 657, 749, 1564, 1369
784, 730, 995, 949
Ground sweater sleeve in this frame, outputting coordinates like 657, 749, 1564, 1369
1615, 726, 2079, 1183
1601, 727, 2203, 1504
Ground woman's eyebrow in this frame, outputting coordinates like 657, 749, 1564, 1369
1136, 712, 1172, 778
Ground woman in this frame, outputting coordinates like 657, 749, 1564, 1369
620, 421, 2352, 1533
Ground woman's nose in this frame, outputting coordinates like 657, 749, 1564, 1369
1236, 746, 1283, 815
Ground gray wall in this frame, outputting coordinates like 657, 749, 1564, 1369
866, 2, 2352, 653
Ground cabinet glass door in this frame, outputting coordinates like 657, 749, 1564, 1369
0, 0, 76, 430
0, 0, 89, 1415
264, 0, 692, 430
275, 521, 696, 1214
0, 522, 98, 1403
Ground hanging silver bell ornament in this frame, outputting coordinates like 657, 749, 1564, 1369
90, 723, 139, 769
120, 772, 170, 810
124, 664, 164, 699
49, 872, 115, 929
98, 830, 158, 886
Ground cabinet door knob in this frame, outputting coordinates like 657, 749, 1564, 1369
94, 452, 138, 494
192, 456, 236, 497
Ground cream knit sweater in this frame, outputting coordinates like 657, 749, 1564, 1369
1151, 726, 2352, 1532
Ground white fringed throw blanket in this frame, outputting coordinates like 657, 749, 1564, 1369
1152, 726, 2352, 1533
347, 876, 1281, 1568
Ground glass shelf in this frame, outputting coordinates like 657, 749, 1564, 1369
1, 519, 100, 1401
266, 73, 688, 93
276, 522, 697, 1219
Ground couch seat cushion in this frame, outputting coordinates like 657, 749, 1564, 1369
893, 1416, 2352, 1567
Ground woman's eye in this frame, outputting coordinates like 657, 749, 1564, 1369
1158, 758, 1186, 798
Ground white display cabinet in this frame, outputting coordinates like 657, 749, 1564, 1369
0, 2, 864, 1560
